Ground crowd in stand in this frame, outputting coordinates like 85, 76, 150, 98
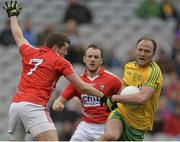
0, 0, 179, 140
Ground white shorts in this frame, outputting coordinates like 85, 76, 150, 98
70, 121, 105, 141
8, 102, 56, 140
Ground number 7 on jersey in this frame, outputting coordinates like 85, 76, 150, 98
27, 58, 43, 75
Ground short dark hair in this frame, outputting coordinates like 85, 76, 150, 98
45, 33, 70, 48
84, 43, 103, 58
137, 37, 157, 53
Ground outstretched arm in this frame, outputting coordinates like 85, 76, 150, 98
10, 16, 29, 47
3, 1, 29, 48
66, 73, 104, 97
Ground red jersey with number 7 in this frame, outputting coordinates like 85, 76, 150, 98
12, 44, 74, 106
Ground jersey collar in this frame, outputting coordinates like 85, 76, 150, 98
40, 46, 60, 56
40, 46, 53, 51
83, 67, 104, 80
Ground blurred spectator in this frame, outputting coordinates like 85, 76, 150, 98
159, 0, 179, 21
137, 0, 161, 19
64, 19, 80, 47
126, 48, 136, 62
156, 49, 174, 74
152, 96, 168, 134
171, 21, 180, 61
63, 0, 93, 25
0, 20, 15, 46
163, 100, 180, 136
164, 70, 180, 112
175, 21, 180, 40
171, 29, 180, 63
150, 70, 180, 137
172, 49, 180, 77
67, 43, 84, 64
106, 48, 123, 69
36, 23, 54, 46
23, 17, 36, 46
62, 19, 83, 64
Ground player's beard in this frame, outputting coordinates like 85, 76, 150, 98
88, 66, 100, 73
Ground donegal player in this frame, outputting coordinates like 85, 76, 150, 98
98, 37, 163, 141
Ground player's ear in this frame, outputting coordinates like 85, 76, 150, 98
83, 56, 86, 64
52, 45, 58, 51
100, 58, 103, 65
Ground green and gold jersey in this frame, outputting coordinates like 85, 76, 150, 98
117, 61, 163, 131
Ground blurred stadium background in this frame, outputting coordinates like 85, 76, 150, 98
0, 0, 180, 140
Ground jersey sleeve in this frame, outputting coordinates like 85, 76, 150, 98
144, 64, 161, 89
112, 77, 123, 94
57, 59, 75, 76
19, 44, 36, 57
60, 83, 78, 100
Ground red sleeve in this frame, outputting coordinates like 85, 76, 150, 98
19, 44, 36, 57
57, 58, 75, 76
112, 77, 123, 94
60, 83, 78, 100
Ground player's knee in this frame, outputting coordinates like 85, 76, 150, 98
34, 130, 58, 141
103, 132, 120, 141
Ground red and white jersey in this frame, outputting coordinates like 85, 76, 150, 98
12, 44, 74, 106
61, 67, 122, 123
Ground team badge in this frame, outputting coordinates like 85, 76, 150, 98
100, 85, 104, 91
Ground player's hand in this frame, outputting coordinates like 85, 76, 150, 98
100, 95, 108, 106
52, 98, 64, 111
2, 1, 22, 17
106, 97, 118, 112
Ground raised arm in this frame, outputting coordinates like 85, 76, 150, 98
3, 1, 29, 47
9, 16, 29, 47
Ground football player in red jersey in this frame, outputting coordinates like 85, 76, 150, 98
53, 43, 123, 141
3, 1, 105, 141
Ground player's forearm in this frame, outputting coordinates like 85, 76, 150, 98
67, 73, 104, 97
111, 93, 146, 105
10, 16, 25, 47
82, 84, 104, 98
